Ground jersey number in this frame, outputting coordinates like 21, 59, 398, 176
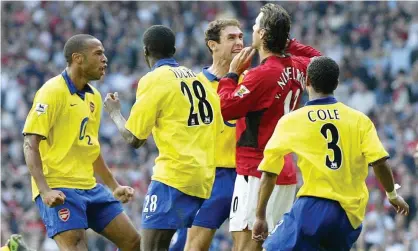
320, 123, 342, 170
284, 89, 301, 114
181, 81, 214, 126
143, 195, 158, 213
79, 117, 93, 145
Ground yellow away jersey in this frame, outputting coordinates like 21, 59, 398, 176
197, 67, 235, 168
258, 97, 389, 228
125, 59, 223, 199
23, 71, 102, 199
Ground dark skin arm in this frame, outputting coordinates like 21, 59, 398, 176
372, 158, 409, 215
23, 134, 66, 207
104, 92, 146, 149
109, 110, 146, 149
252, 171, 277, 241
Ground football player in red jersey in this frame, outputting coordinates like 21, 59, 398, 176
217, 4, 321, 251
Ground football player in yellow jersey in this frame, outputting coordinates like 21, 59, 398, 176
22, 34, 141, 251
252, 56, 409, 250
170, 19, 243, 251
103, 25, 223, 250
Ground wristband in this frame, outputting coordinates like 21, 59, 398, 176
386, 189, 398, 200
386, 183, 401, 200
225, 72, 239, 83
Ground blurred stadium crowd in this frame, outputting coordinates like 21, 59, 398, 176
1, 1, 418, 250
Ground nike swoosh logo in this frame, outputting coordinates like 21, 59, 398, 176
145, 215, 152, 219
70, 104, 77, 106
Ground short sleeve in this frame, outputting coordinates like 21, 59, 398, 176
360, 115, 389, 165
22, 87, 61, 139
125, 75, 164, 139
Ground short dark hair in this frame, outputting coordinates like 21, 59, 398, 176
259, 4, 291, 54
63, 34, 97, 65
205, 19, 241, 54
143, 25, 176, 59
307, 56, 340, 94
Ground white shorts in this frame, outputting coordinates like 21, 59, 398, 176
229, 174, 296, 232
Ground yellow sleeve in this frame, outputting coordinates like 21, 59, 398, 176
361, 115, 389, 164
22, 87, 61, 139
258, 116, 292, 174
125, 75, 164, 139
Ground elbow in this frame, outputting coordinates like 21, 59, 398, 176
23, 139, 35, 155
129, 137, 146, 149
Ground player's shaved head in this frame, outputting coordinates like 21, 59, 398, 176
205, 19, 241, 54
259, 3, 291, 54
63, 34, 98, 65
307, 56, 339, 95
143, 25, 176, 59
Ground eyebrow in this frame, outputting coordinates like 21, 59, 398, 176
93, 48, 105, 53
227, 32, 244, 37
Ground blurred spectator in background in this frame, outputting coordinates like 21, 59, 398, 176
1, 1, 418, 250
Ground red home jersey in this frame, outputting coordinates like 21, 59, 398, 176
218, 39, 321, 184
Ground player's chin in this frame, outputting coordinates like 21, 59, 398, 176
95, 70, 106, 80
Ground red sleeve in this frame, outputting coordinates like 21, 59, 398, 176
218, 70, 268, 121
286, 38, 322, 58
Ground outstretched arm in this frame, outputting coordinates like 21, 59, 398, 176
286, 38, 322, 58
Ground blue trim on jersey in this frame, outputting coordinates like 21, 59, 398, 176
151, 58, 179, 71
62, 70, 94, 100
305, 96, 337, 106
202, 66, 219, 82
224, 120, 236, 127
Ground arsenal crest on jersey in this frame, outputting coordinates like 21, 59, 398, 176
90, 102, 95, 112
58, 208, 70, 222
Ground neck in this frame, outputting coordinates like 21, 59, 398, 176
259, 46, 283, 63
148, 57, 158, 69
66, 66, 89, 91
208, 55, 230, 78
309, 92, 333, 101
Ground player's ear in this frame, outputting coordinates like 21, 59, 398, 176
306, 74, 311, 88
259, 28, 266, 40
172, 46, 176, 55
207, 40, 217, 52
143, 46, 148, 56
72, 52, 83, 65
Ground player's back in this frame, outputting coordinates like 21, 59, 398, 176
137, 65, 222, 199
277, 97, 388, 228
234, 56, 310, 183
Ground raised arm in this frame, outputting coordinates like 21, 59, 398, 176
286, 38, 322, 58
104, 92, 146, 149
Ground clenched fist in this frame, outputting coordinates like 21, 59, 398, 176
113, 186, 135, 203
41, 190, 66, 207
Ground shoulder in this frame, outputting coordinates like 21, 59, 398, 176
290, 56, 312, 67
278, 108, 304, 126
37, 74, 67, 98
241, 65, 273, 86
337, 102, 373, 127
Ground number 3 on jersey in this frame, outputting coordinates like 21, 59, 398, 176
321, 123, 342, 170
181, 81, 214, 126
